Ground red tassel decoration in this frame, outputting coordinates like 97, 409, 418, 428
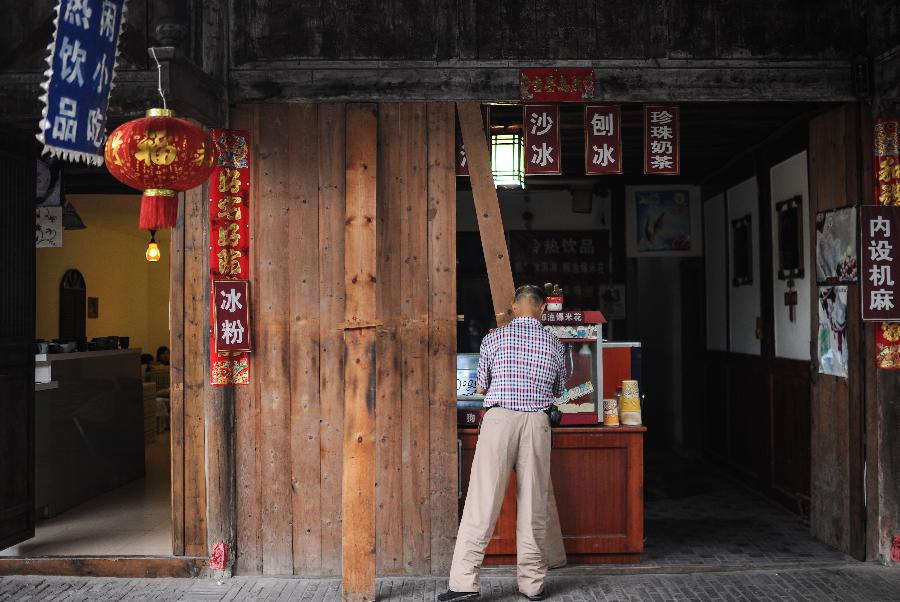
139, 189, 179, 230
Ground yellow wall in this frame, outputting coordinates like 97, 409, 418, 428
36, 195, 171, 357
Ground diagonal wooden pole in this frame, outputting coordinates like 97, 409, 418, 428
456, 102, 515, 327
342, 104, 378, 602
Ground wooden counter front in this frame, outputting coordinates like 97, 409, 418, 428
458, 425, 646, 564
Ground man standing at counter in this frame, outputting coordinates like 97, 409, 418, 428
441, 285, 567, 602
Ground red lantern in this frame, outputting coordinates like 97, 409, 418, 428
104, 108, 215, 229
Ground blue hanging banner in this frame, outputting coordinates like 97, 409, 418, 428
37, 0, 127, 165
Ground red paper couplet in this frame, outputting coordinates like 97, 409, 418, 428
644, 105, 680, 175
874, 117, 900, 206
524, 104, 561, 175
585, 105, 622, 175
209, 128, 251, 385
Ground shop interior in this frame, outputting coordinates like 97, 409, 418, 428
2, 165, 172, 557
456, 102, 844, 563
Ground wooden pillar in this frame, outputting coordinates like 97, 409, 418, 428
342, 104, 378, 602
456, 102, 515, 326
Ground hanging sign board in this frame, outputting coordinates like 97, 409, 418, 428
861, 205, 900, 321
519, 68, 594, 102
875, 117, 900, 206
585, 105, 622, 175
209, 128, 252, 385
524, 104, 561, 175
455, 105, 491, 176
37, 0, 127, 165
643, 105, 680, 175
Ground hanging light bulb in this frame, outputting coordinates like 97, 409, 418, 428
145, 230, 161, 262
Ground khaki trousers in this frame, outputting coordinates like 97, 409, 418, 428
449, 408, 551, 596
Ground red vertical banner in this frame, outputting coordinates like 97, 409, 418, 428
524, 104, 561, 175
585, 105, 621, 175
209, 128, 251, 386
644, 104, 680, 175
455, 105, 490, 176
874, 117, 900, 206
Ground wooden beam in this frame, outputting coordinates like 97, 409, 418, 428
0, 557, 208, 578
342, 104, 378, 602
456, 102, 515, 326
318, 103, 347, 577
288, 104, 324, 575
426, 102, 458, 574
256, 104, 294, 575
227, 60, 855, 103
169, 193, 186, 557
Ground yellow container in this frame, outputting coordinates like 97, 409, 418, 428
603, 398, 619, 426
622, 379, 640, 396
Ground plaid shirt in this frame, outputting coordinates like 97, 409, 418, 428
477, 316, 567, 412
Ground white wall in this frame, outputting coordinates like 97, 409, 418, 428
727, 177, 761, 355
704, 194, 728, 351
770, 152, 812, 360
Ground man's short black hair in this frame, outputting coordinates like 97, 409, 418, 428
515, 284, 545, 306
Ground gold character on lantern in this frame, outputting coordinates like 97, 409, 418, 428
217, 248, 242, 275
218, 222, 241, 247
217, 196, 242, 220
192, 144, 208, 166
219, 168, 241, 193
109, 131, 126, 166
134, 129, 178, 166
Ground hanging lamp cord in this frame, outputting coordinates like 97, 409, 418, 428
149, 48, 167, 109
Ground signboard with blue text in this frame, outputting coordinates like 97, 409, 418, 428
37, 0, 126, 165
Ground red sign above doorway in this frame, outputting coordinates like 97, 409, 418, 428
643, 105, 680, 176
519, 68, 594, 102
524, 104, 561, 175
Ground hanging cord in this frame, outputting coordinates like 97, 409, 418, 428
149, 47, 167, 109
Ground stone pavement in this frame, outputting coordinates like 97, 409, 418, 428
3, 563, 900, 602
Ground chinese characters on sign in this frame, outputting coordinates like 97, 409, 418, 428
38, 0, 126, 165
874, 118, 900, 206
519, 68, 595, 102
585, 105, 621, 175
861, 205, 900, 321
524, 105, 561, 175
214, 280, 251, 353
509, 231, 609, 309
455, 105, 490, 176
644, 105, 680, 175
209, 128, 252, 385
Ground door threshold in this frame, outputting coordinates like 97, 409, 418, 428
0, 556, 208, 577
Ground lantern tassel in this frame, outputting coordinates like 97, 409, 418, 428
139, 189, 178, 230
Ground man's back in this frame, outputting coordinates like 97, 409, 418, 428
477, 316, 566, 412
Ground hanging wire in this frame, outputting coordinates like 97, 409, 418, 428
149, 47, 167, 109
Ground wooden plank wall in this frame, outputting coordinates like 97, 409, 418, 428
807, 104, 866, 559
225, 102, 457, 576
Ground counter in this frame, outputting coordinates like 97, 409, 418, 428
34, 348, 145, 517
459, 424, 646, 564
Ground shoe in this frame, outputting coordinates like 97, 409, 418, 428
438, 591, 479, 602
521, 589, 545, 601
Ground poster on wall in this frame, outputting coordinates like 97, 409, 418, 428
35, 206, 63, 247
625, 187, 702, 257
815, 207, 858, 284
818, 285, 848, 378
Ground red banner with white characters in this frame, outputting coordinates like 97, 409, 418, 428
519, 68, 594, 102
524, 104, 561, 175
644, 105, 680, 175
455, 105, 490, 176
585, 105, 622, 175
874, 117, 900, 206
209, 128, 251, 386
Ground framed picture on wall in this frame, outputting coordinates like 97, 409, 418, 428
731, 214, 753, 286
625, 186, 702, 257
815, 206, 857, 284
776, 195, 804, 280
